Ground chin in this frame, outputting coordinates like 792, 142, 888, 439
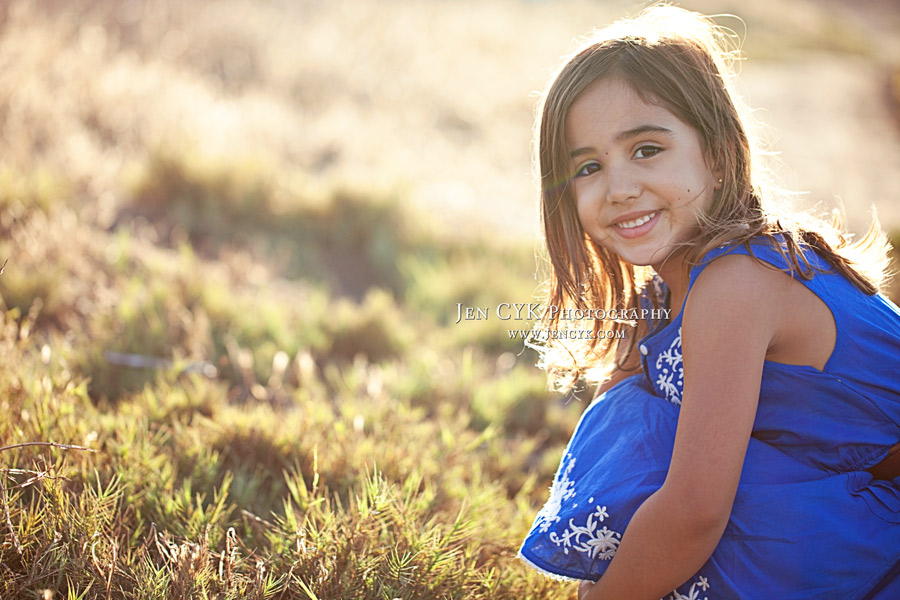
615, 248, 667, 267
615, 256, 655, 268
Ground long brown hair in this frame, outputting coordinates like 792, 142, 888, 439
533, 5, 892, 392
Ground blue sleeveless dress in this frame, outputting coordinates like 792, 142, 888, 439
519, 237, 900, 599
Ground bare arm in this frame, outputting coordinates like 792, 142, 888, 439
580, 256, 783, 599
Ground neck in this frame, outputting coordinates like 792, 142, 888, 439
653, 250, 692, 318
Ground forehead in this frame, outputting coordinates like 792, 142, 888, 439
565, 78, 687, 146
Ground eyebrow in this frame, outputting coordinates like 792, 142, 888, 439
569, 125, 674, 159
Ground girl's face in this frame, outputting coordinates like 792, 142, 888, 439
566, 78, 719, 279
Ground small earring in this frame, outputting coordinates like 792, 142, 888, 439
717, 178, 723, 184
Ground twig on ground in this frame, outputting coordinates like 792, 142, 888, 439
0, 476, 23, 554
5, 469, 68, 491
0, 441, 96, 453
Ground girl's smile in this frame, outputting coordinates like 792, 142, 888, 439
610, 210, 660, 238
566, 78, 720, 281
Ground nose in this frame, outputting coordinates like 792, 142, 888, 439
605, 164, 639, 205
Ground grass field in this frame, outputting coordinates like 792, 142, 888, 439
1, 0, 899, 598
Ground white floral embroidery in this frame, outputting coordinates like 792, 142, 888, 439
526, 451, 710, 597
663, 575, 711, 600
548, 503, 622, 560
654, 326, 683, 405
534, 453, 577, 533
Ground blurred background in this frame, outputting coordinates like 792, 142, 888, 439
1, 0, 899, 597
3, 0, 900, 240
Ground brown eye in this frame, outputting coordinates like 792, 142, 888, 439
575, 162, 601, 178
634, 145, 662, 159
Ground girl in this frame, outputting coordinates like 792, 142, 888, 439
518, 5, 900, 599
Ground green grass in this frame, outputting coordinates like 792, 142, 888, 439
0, 154, 582, 599
2, 128, 897, 598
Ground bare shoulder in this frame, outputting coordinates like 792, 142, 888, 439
685, 253, 788, 336
686, 252, 835, 370
691, 253, 791, 304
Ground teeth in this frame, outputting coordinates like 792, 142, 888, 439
615, 212, 656, 229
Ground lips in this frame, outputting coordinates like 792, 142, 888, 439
615, 212, 657, 229
611, 210, 659, 239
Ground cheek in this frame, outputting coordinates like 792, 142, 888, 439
572, 180, 603, 223
574, 203, 613, 247
575, 199, 590, 228
574, 198, 602, 238
572, 189, 590, 223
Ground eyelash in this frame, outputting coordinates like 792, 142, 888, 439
634, 145, 662, 159
573, 145, 663, 178
574, 162, 600, 178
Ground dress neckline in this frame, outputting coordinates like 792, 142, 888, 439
639, 275, 679, 348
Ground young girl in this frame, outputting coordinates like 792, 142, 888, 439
518, 5, 900, 599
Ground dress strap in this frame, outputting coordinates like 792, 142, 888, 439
686, 236, 844, 317
687, 235, 832, 291
685, 234, 846, 373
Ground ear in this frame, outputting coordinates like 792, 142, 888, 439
704, 152, 723, 190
